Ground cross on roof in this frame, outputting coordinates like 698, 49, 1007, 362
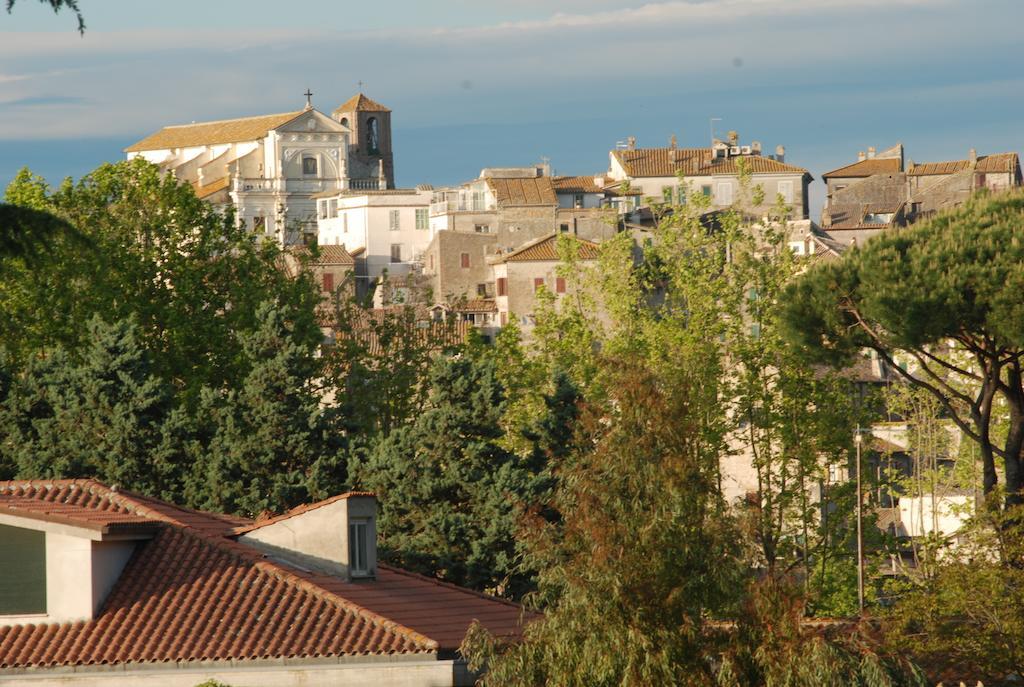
357, 80, 364, 91
304, 88, 314, 109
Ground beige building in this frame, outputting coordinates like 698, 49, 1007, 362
0, 480, 527, 686
126, 92, 396, 245
488, 233, 600, 334
606, 133, 812, 219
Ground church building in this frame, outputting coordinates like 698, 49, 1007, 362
125, 92, 395, 245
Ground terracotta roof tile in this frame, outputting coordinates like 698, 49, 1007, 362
332, 93, 391, 115
486, 177, 558, 207
613, 147, 808, 177
975, 152, 1020, 173
192, 176, 230, 200
0, 480, 529, 669
822, 157, 902, 179
907, 153, 1019, 176
499, 234, 600, 262
125, 111, 304, 153
455, 299, 497, 313
551, 175, 604, 194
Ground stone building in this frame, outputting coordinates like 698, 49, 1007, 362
487, 233, 600, 335
0, 480, 527, 686
125, 92, 395, 245
820, 145, 1021, 245
606, 133, 812, 219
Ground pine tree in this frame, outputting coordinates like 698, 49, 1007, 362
353, 355, 548, 596
0, 316, 186, 497
185, 301, 340, 517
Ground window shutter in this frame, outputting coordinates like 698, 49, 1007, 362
322, 272, 334, 292
534, 277, 544, 292
461, 252, 470, 268
497, 277, 507, 296
556, 277, 566, 293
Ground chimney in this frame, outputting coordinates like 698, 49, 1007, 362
867, 147, 876, 159
751, 141, 762, 156
728, 130, 739, 146
775, 145, 786, 163
627, 136, 637, 150
669, 134, 677, 150
238, 493, 379, 581
858, 151, 866, 162
969, 148, 978, 163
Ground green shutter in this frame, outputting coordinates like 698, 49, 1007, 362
0, 525, 46, 615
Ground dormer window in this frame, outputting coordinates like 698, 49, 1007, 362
348, 520, 370, 576
302, 156, 318, 176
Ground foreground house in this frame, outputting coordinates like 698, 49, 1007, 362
0, 480, 526, 686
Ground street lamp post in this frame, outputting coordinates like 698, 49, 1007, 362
855, 428, 865, 614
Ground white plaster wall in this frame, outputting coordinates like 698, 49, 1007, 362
899, 494, 973, 538
90, 541, 137, 616
239, 496, 377, 579
0, 659, 467, 687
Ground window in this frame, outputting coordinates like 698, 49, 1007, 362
533, 277, 545, 292
717, 182, 733, 205
497, 277, 507, 296
474, 224, 491, 234
302, 156, 318, 176
348, 520, 369, 575
0, 524, 46, 615
340, 117, 349, 128
677, 185, 686, 204
471, 191, 484, 211
701, 185, 712, 197
389, 209, 400, 231
366, 117, 380, 154
556, 277, 566, 294
778, 180, 794, 203
329, 199, 338, 218
322, 272, 335, 292
477, 283, 488, 297
574, 193, 584, 209
662, 186, 673, 203
788, 241, 806, 255
318, 201, 327, 219
253, 216, 266, 233
415, 208, 429, 230
460, 252, 470, 269
559, 223, 570, 233
390, 244, 402, 263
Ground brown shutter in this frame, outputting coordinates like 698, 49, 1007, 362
461, 252, 470, 268
497, 277, 507, 296
555, 277, 566, 293
322, 272, 335, 292
533, 277, 544, 292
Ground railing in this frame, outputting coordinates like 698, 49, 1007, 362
349, 178, 383, 190
430, 200, 494, 215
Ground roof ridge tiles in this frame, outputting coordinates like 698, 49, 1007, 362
160, 110, 305, 129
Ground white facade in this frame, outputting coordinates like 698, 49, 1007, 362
316, 188, 434, 279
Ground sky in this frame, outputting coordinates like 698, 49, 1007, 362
1, 0, 1022, 217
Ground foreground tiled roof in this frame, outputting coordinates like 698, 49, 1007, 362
613, 147, 808, 177
0, 480, 527, 670
288, 244, 356, 266
125, 111, 304, 152
333, 93, 391, 115
823, 157, 902, 179
908, 153, 1019, 176
486, 177, 558, 207
455, 299, 497, 313
499, 234, 600, 262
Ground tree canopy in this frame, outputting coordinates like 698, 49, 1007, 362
781, 190, 1024, 507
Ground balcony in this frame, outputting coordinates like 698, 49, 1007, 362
349, 178, 383, 191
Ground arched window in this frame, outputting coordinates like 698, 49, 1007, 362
340, 117, 349, 128
366, 117, 379, 154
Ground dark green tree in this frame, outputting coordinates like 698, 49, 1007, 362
185, 302, 339, 517
780, 191, 1024, 509
1, 160, 322, 405
352, 355, 547, 597
0, 316, 188, 497
5, 0, 83, 33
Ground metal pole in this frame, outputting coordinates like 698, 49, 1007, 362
855, 428, 865, 614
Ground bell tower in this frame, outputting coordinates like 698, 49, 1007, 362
332, 93, 394, 189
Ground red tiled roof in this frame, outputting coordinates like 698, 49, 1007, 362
125, 111, 304, 153
551, 175, 604, 194
0, 480, 529, 670
908, 153, 1019, 176
613, 147, 808, 177
454, 299, 497, 313
823, 157, 902, 179
499, 234, 600, 262
486, 177, 558, 207
333, 93, 391, 115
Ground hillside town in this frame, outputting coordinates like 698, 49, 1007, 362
3, 2, 1024, 686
